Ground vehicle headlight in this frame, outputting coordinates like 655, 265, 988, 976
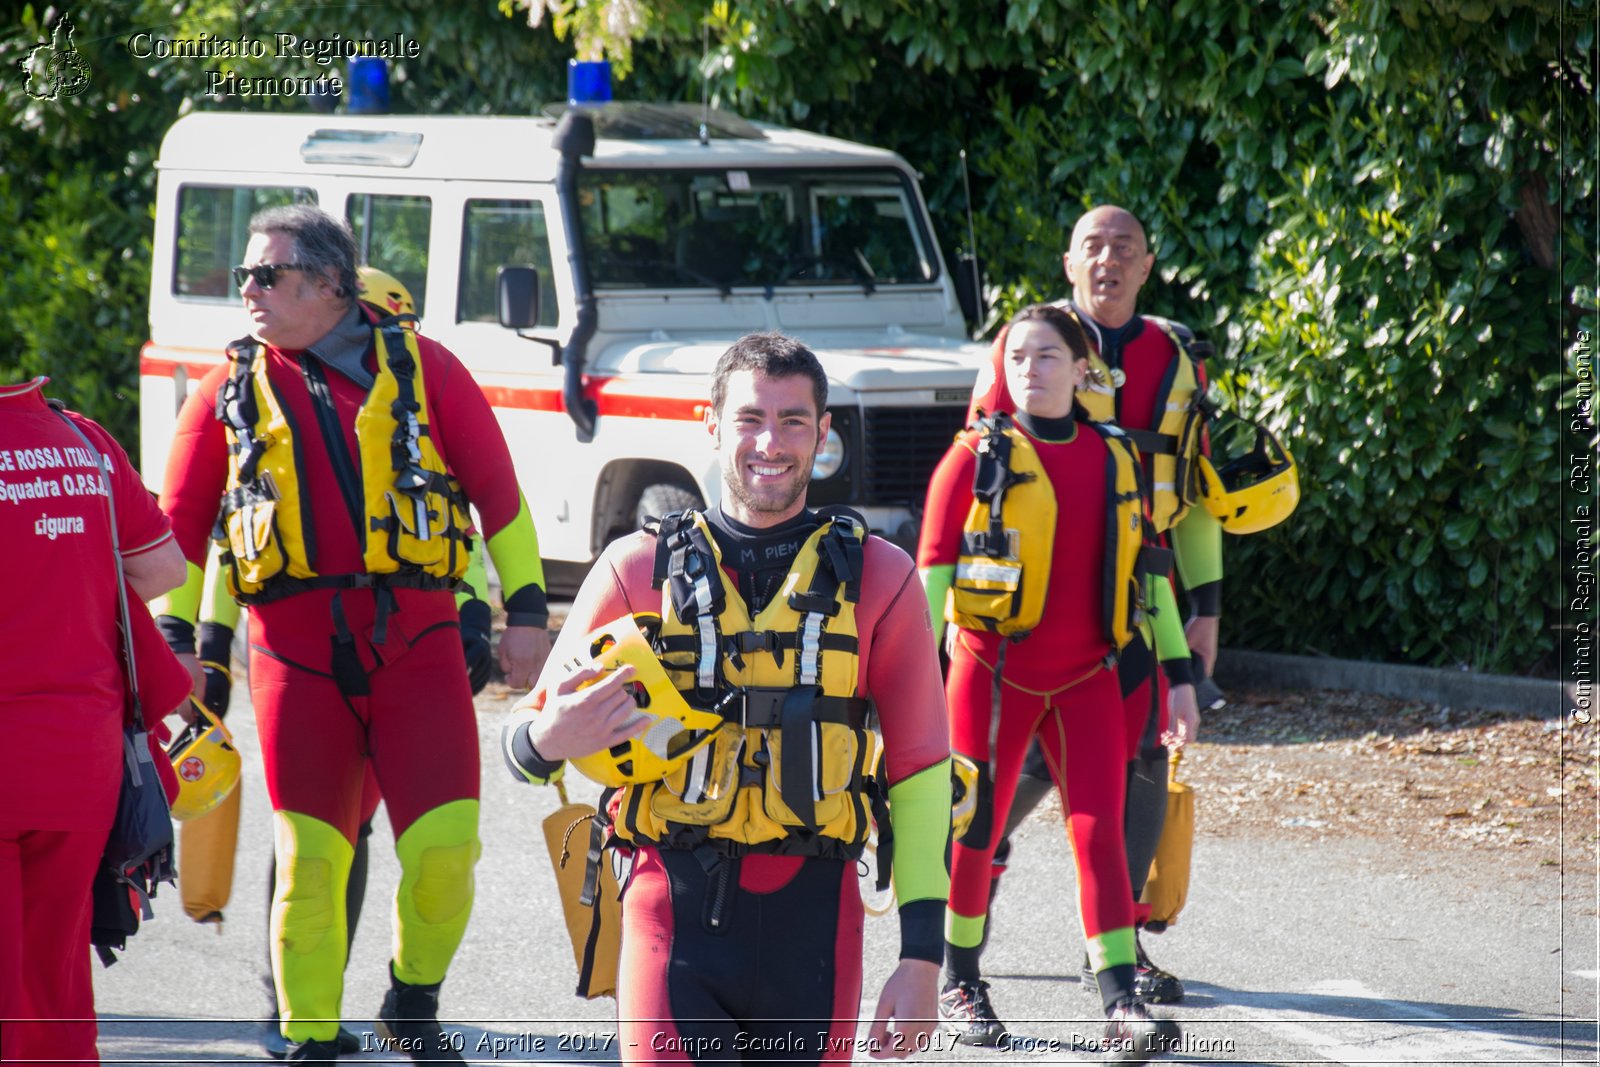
812, 428, 846, 480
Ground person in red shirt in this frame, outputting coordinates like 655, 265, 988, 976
0, 379, 187, 1066
155, 205, 551, 1064
502, 333, 953, 1064
921, 306, 1181, 1062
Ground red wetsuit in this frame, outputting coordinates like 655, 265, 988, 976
160, 314, 532, 1043
553, 520, 951, 1065
0, 380, 177, 1066
919, 417, 1138, 1000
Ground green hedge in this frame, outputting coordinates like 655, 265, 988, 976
629, 0, 1588, 674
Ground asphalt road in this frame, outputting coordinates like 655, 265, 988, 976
89, 678, 1597, 1065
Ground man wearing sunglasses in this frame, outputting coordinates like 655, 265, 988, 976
154, 204, 552, 1063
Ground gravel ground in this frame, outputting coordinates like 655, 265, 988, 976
1168, 688, 1595, 873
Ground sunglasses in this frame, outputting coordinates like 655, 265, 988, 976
231, 262, 311, 290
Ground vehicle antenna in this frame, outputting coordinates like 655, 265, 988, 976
699, 22, 711, 147
959, 148, 984, 325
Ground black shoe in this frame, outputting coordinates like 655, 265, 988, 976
262, 1021, 290, 1060
285, 1038, 341, 1064
938, 979, 1009, 1047
264, 1013, 362, 1059
1134, 934, 1185, 1004
376, 964, 466, 1063
1102, 998, 1181, 1063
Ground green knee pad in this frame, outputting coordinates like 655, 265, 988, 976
393, 799, 481, 986
272, 812, 354, 1043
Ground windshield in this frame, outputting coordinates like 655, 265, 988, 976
575, 167, 937, 291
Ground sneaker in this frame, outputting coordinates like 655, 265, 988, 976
1195, 676, 1226, 712
263, 1013, 362, 1059
375, 965, 465, 1063
1078, 955, 1100, 996
285, 1038, 341, 1064
1102, 998, 1181, 1063
938, 979, 1009, 1047
1134, 934, 1185, 1004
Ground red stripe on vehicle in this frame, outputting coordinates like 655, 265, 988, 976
141, 343, 708, 422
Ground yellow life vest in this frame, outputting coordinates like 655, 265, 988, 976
214, 324, 472, 603
611, 510, 881, 860
948, 415, 1167, 651
1075, 314, 1213, 533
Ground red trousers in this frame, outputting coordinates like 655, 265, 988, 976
0, 824, 110, 1066
946, 640, 1133, 943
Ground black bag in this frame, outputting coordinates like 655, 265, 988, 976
90, 725, 176, 966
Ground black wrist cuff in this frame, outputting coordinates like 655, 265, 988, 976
1189, 581, 1222, 618
198, 622, 234, 666
157, 615, 197, 656
504, 583, 549, 629
458, 598, 492, 638
502, 720, 564, 782
897, 899, 945, 964
1161, 657, 1195, 688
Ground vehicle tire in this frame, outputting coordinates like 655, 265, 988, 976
635, 483, 702, 528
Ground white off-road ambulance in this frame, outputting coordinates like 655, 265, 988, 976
139, 97, 988, 585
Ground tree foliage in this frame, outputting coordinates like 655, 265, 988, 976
621, 0, 1587, 673
0, 0, 1588, 672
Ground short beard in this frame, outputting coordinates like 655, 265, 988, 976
721, 452, 813, 516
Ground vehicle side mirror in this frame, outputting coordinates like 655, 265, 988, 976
497, 266, 542, 330
952, 253, 982, 328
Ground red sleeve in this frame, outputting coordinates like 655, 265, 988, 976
71, 414, 173, 558
859, 540, 950, 787
915, 434, 978, 569
529, 533, 656, 693
419, 339, 525, 540
158, 365, 231, 567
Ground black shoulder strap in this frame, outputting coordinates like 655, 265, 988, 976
968, 414, 1023, 559
1146, 314, 1216, 366
215, 338, 266, 482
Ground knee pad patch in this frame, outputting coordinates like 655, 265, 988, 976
411, 841, 476, 924
272, 812, 354, 957
395, 799, 481, 926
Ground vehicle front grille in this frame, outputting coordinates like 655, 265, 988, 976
860, 405, 969, 507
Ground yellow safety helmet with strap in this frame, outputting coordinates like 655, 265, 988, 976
949, 753, 982, 844
166, 700, 242, 821
568, 613, 725, 788
356, 265, 418, 327
1196, 415, 1300, 535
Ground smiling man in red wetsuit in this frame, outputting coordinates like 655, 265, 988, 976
502, 332, 952, 1064
156, 205, 551, 1064
922, 305, 1183, 1062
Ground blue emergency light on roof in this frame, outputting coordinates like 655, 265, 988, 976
568, 59, 613, 106
347, 57, 390, 114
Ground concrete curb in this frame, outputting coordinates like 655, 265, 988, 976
1213, 648, 1572, 719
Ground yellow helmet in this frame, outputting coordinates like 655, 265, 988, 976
950, 753, 982, 844
356, 265, 417, 326
568, 614, 725, 788
167, 700, 242, 821
1196, 416, 1300, 535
